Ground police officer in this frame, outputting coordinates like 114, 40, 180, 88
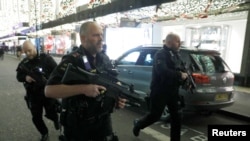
45, 21, 126, 141
133, 33, 188, 141
0, 47, 4, 60
16, 41, 60, 141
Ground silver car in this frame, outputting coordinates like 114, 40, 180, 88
112, 45, 235, 119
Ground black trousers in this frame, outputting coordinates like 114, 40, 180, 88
0, 53, 4, 60
28, 90, 59, 135
137, 88, 182, 141
64, 114, 114, 141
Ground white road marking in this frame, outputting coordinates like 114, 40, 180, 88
142, 127, 170, 141
182, 125, 205, 135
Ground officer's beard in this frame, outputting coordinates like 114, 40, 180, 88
86, 46, 102, 57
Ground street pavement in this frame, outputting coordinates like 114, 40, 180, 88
6, 53, 250, 121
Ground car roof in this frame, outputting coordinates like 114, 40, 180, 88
133, 44, 221, 56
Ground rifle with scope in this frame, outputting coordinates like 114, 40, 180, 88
61, 63, 142, 107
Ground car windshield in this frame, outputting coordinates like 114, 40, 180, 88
189, 53, 231, 73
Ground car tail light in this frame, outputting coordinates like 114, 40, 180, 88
192, 73, 210, 84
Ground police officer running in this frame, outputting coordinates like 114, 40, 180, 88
133, 33, 188, 141
45, 21, 126, 141
16, 40, 60, 141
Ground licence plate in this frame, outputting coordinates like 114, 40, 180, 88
215, 94, 228, 101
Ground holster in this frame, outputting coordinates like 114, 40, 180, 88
24, 95, 31, 109
178, 95, 185, 108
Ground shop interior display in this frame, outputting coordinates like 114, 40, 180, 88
185, 25, 229, 56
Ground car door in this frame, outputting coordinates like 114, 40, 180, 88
115, 49, 141, 89
130, 48, 157, 95
116, 48, 157, 97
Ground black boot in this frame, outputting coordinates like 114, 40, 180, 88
133, 119, 140, 137
53, 119, 60, 130
41, 133, 49, 141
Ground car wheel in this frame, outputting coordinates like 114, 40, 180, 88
160, 106, 171, 122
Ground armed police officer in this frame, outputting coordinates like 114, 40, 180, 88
45, 21, 126, 141
133, 33, 188, 141
16, 40, 60, 141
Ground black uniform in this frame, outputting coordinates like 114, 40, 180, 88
47, 46, 117, 141
16, 53, 59, 136
134, 45, 183, 141
0, 47, 4, 60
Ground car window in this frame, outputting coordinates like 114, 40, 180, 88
190, 53, 230, 73
141, 49, 157, 66
135, 49, 157, 66
118, 51, 140, 65
144, 54, 153, 66
118, 49, 158, 66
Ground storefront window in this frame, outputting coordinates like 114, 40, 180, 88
185, 25, 229, 59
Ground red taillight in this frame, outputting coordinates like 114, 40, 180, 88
192, 73, 210, 84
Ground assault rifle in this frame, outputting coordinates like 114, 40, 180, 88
180, 61, 196, 94
61, 63, 141, 107
19, 64, 47, 88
